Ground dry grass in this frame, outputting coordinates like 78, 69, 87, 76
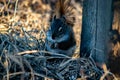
0, 0, 118, 80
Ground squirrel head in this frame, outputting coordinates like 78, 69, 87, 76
47, 0, 75, 43
47, 16, 72, 42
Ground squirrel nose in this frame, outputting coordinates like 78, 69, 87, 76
52, 34, 55, 39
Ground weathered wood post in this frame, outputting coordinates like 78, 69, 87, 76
80, 0, 113, 70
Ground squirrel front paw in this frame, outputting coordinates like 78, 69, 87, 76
47, 40, 58, 49
51, 43, 58, 49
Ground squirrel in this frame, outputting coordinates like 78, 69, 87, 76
45, 0, 76, 57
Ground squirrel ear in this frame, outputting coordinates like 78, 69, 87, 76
49, 15, 56, 22
66, 16, 75, 27
61, 16, 66, 22
61, 16, 75, 27
53, 15, 56, 20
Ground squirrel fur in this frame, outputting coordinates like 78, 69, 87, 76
45, 0, 76, 56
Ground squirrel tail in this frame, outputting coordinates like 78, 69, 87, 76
51, 0, 75, 26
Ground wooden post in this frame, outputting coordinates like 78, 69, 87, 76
80, 0, 113, 70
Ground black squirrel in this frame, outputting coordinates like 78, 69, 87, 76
45, 0, 76, 56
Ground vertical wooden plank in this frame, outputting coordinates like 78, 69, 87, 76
93, 0, 113, 66
80, 0, 113, 69
80, 0, 97, 57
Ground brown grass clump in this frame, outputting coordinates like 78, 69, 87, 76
108, 1, 120, 77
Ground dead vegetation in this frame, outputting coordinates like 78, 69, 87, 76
108, 0, 120, 77
0, 0, 118, 80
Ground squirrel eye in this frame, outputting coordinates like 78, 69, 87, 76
58, 27, 62, 32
